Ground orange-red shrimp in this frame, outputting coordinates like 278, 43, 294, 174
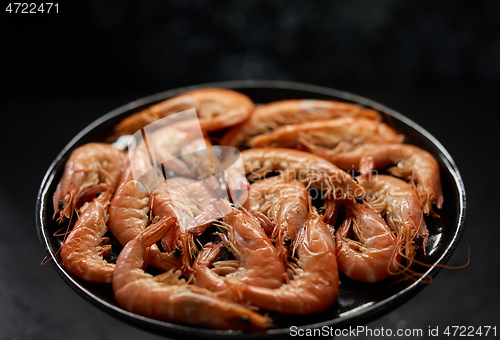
112, 217, 272, 330
249, 117, 403, 149
243, 176, 309, 261
53, 143, 125, 222
193, 208, 286, 293
358, 175, 429, 265
241, 148, 364, 200
335, 202, 400, 283
152, 177, 221, 271
193, 207, 339, 314
110, 88, 254, 140
108, 179, 183, 272
60, 192, 115, 283
320, 143, 443, 216
220, 99, 380, 149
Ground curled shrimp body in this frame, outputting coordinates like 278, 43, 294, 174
243, 176, 309, 260
336, 203, 400, 283
111, 88, 254, 139
152, 177, 221, 271
193, 208, 286, 293
112, 217, 272, 330
108, 179, 183, 272
322, 143, 443, 216
220, 99, 380, 149
358, 175, 429, 265
241, 148, 364, 200
53, 143, 125, 222
194, 207, 339, 314
60, 192, 115, 283
249, 117, 403, 149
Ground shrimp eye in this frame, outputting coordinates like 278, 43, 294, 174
104, 253, 118, 264
58, 200, 66, 209
173, 247, 183, 258
284, 237, 291, 246
240, 315, 250, 325
318, 207, 326, 215
355, 197, 364, 205
415, 235, 424, 247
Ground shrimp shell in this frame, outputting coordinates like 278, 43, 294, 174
210, 207, 339, 314
241, 148, 365, 200
220, 99, 380, 149
249, 117, 403, 149
322, 143, 443, 216
358, 175, 429, 264
193, 207, 286, 292
53, 143, 125, 222
335, 203, 400, 283
243, 176, 309, 260
60, 193, 115, 283
108, 179, 184, 272
112, 217, 272, 330
110, 88, 254, 140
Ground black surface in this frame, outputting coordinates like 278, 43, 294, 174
2, 1, 499, 339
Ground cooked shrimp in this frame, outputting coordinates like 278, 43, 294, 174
60, 192, 115, 283
193, 207, 286, 292
358, 175, 429, 266
314, 143, 443, 216
108, 179, 183, 272
194, 207, 339, 314
53, 143, 125, 222
241, 148, 364, 200
220, 99, 380, 149
152, 177, 222, 271
249, 117, 403, 149
335, 202, 400, 283
242, 176, 309, 261
110, 88, 254, 140
112, 217, 272, 330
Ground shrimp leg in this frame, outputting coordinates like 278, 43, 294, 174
243, 176, 309, 261
61, 192, 115, 283
241, 148, 364, 200
221, 99, 380, 149
313, 143, 443, 216
249, 117, 402, 149
53, 143, 125, 222
193, 207, 286, 293
112, 217, 272, 330
358, 174, 429, 264
194, 207, 340, 315
335, 203, 400, 283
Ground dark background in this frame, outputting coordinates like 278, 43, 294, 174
2, 1, 499, 339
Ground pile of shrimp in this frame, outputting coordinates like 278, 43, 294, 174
51, 88, 443, 330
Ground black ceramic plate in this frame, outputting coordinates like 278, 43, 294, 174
36, 80, 466, 339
